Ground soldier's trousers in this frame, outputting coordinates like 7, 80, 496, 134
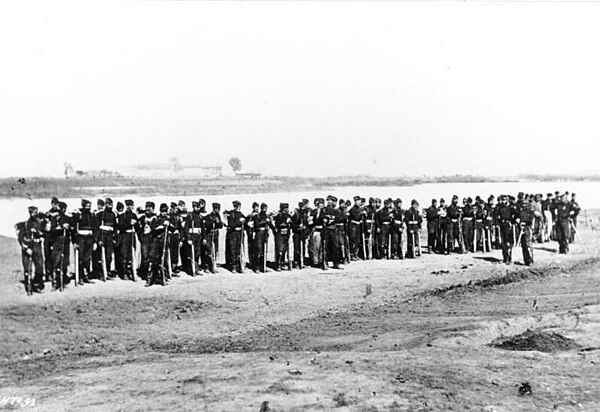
274, 232, 290, 270
437, 222, 448, 253
139, 234, 152, 280
148, 236, 168, 285
77, 234, 94, 277
99, 230, 114, 276
406, 228, 420, 258
114, 235, 123, 277
22, 241, 44, 288
169, 233, 180, 270
338, 226, 349, 263
390, 227, 404, 259
556, 220, 570, 254
377, 225, 391, 259
292, 231, 306, 267
254, 230, 268, 272
447, 221, 461, 252
204, 231, 218, 272
500, 222, 514, 264
462, 219, 474, 252
520, 225, 534, 265
323, 227, 341, 267
186, 233, 201, 274
226, 230, 243, 272
50, 234, 67, 285
360, 232, 374, 260
348, 222, 362, 260
474, 220, 484, 252
427, 221, 437, 251
119, 232, 135, 279
44, 236, 52, 278
246, 231, 256, 270
310, 230, 323, 266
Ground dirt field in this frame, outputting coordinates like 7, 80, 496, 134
1, 219, 599, 411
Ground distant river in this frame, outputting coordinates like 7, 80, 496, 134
2, 181, 599, 238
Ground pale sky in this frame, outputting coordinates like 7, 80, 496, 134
1, 1, 599, 178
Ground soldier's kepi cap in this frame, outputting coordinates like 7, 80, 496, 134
116, 201, 124, 211
232, 200, 241, 207
198, 198, 206, 204
58, 201, 67, 210
327, 195, 338, 202
261, 202, 268, 209
302, 198, 309, 205
170, 202, 177, 208
145, 201, 155, 208
97, 199, 105, 206
212, 202, 221, 209
81, 199, 91, 207
28, 205, 38, 212
191, 201, 199, 207
316, 198, 325, 204
178, 200, 186, 207
384, 198, 392, 205
51, 197, 59, 204
125, 199, 134, 206
353, 195, 361, 201
105, 197, 113, 205
411, 199, 419, 206
252, 201, 259, 208
160, 203, 168, 212
280, 202, 289, 209
452, 195, 458, 200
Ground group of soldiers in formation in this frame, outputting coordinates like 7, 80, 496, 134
16, 190, 581, 295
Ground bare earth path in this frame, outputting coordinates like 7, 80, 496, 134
1, 223, 599, 411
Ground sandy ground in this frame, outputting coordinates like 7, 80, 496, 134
1, 220, 599, 411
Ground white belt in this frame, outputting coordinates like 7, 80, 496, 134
365, 220, 373, 224
100, 225, 114, 231
394, 220, 403, 225
451, 219, 458, 222
78, 229, 93, 236
189, 228, 202, 234
351, 220, 361, 224
278, 228, 289, 234
381, 221, 391, 225
124, 229, 135, 233
232, 227, 242, 231
463, 217, 473, 221
408, 221, 418, 224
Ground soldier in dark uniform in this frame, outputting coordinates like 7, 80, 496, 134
43, 197, 60, 280
553, 194, 573, 254
462, 198, 474, 252
224, 200, 246, 273
494, 195, 516, 264
474, 198, 487, 252
569, 193, 581, 242
541, 193, 553, 242
391, 198, 405, 259
97, 198, 117, 279
147, 203, 172, 286
437, 198, 448, 254
362, 197, 377, 260
322, 195, 343, 269
183, 201, 203, 276
252, 203, 272, 273
347, 196, 364, 261
176, 201, 191, 275
425, 199, 438, 253
405, 200, 423, 258
291, 201, 309, 268
16, 206, 45, 293
446, 196, 462, 253
516, 197, 535, 265
137, 201, 155, 281
203, 203, 223, 273
337, 199, 351, 264
485, 195, 499, 249
91, 199, 105, 279
168, 202, 182, 275
375, 198, 394, 259
117, 199, 138, 280
272, 203, 292, 271
47, 201, 71, 290
114, 201, 125, 278
308, 198, 325, 267
246, 202, 260, 270
71, 199, 96, 284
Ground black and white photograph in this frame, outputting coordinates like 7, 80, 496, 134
1, 0, 600, 410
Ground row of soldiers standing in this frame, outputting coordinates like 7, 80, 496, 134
15, 191, 580, 294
